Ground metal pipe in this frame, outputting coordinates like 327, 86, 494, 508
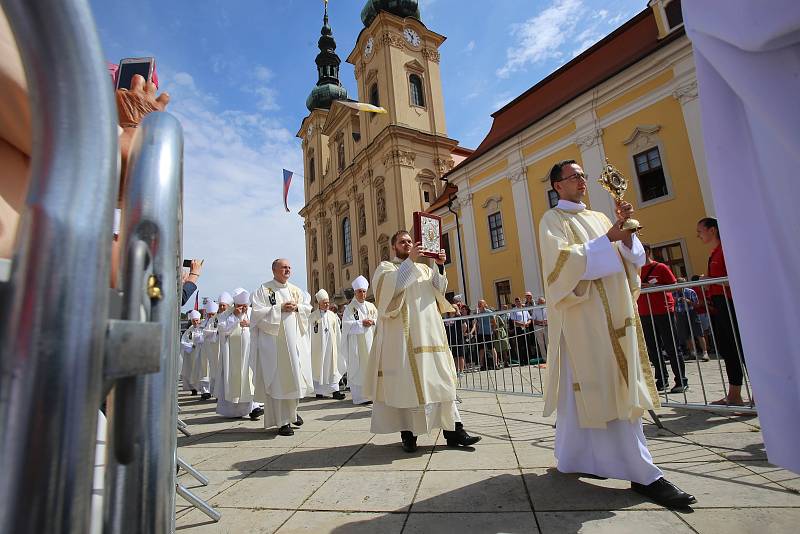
177, 458, 209, 486
0, 0, 118, 531
176, 485, 221, 523
103, 112, 183, 534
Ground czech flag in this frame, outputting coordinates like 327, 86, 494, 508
282, 169, 293, 212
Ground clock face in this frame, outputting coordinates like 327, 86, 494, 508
364, 37, 374, 58
403, 28, 421, 48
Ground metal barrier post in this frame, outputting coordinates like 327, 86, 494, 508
103, 113, 185, 534
0, 0, 118, 531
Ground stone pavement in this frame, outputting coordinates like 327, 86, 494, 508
176, 390, 800, 533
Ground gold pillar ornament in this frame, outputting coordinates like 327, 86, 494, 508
598, 159, 642, 231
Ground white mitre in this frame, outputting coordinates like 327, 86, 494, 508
188, 310, 201, 320
233, 289, 250, 305
315, 289, 329, 303
352, 275, 369, 291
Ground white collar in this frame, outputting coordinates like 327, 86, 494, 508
271, 279, 288, 289
556, 199, 586, 212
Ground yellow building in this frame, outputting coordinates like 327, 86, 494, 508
298, 1, 469, 301
433, 0, 714, 307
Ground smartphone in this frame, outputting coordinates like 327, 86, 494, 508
183, 259, 192, 268
116, 57, 155, 90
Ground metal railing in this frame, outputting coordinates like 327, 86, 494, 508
445, 277, 753, 416
444, 305, 548, 397
0, 0, 118, 532
103, 112, 185, 534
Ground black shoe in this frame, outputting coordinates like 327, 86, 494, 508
400, 431, 418, 453
442, 422, 482, 447
670, 384, 689, 394
332, 391, 346, 400
249, 407, 264, 421
359, 401, 373, 406
278, 424, 294, 436
191, 389, 198, 396
316, 394, 325, 399
293, 415, 304, 426
200, 393, 212, 400
631, 477, 696, 508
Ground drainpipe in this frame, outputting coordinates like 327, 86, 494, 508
441, 175, 469, 306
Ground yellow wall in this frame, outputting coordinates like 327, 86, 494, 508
471, 179, 525, 306
596, 70, 674, 119
468, 159, 508, 188
602, 96, 708, 275
522, 123, 576, 159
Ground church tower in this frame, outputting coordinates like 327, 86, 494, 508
298, 0, 461, 302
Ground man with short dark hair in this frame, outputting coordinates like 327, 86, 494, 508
364, 230, 480, 452
538, 160, 695, 508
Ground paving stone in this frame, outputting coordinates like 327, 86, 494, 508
523, 468, 659, 511
275, 511, 405, 534
537, 510, 693, 533
736, 461, 800, 493
264, 445, 362, 471
679, 431, 768, 461
413, 470, 532, 512
341, 443, 433, 471
197, 447, 290, 472
678, 507, 800, 533
512, 440, 556, 469
210, 470, 333, 509
177, 470, 248, 502
300, 470, 423, 512
370, 431, 438, 447
428, 443, 519, 470
175, 508, 292, 533
296, 430, 375, 448
404, 512, 539, 533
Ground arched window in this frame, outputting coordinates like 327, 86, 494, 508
342, 217, 353, 264
409, 74, 425, 107
369, 83, 380, 107
337, 141, 345, 172
308, 157, 315, 183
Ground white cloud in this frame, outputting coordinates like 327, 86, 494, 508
464, 40, 476, 53
496, 0, 585, 78
164, 71, 306, 309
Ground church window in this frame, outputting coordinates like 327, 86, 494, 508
495, 280, 512, 308
488, 211, 505, 250
423, 190, 430, 204
634, 147, 669, 202
664, 0, 683, 29
337, 140, 346, 172
409, 74, 425, 107
369, 83, 380, 107
309, 157, 315, 183
651, 241, 688, 279
342, 217, 353, 265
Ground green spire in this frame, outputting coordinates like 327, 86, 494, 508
306, 0, 348, 112
361, 0, 421, 28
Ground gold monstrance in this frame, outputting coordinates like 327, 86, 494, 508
598, 159, 642, 231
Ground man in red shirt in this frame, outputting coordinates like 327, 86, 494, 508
638, 245, 688, 393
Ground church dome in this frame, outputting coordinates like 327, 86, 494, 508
361, 0, 421, 28
306, 83, 349, 112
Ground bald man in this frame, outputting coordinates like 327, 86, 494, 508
249, 259, 314, 436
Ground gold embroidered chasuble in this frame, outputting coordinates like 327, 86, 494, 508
363, 258, 458, 409
539, 207, 659, 429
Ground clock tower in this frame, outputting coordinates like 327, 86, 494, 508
298, 0, 463, 302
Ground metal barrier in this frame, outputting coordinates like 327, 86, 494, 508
444, 305, 548, 397
103, 112, 186, 534
0, 0, 118, 532
446, 277, 754, 418
639, 276, 754, 415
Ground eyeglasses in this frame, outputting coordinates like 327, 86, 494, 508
559, 172, 587, 182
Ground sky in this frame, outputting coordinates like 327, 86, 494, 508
89, 0, 642, 308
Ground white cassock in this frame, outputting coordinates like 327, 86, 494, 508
192, 315, 218, 395
341, 299, 378, 404
365, 258, 462, 435
683, 1, 800, 474
310, 308, 345, 395
541, 199, 663, 485
250, 280, 314, 429
215, 309, 255, 417
180, 325, 204, 392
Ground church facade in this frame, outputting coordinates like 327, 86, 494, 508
297, 1, 469, 302
431, 0, 714, 307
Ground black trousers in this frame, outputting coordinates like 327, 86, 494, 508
710, 295, 746, 387
641, 313, 687, 388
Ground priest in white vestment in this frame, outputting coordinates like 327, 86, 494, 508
683, 1, 800, 475
364, 231, 481, 452
180, 310, 204, 394
341, 275, 378, 405
310, 289, 346, 400
215, 289, 258, 418
196, 300, 220, 400
540, 160, 695, 508
250, 258, 314, 436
